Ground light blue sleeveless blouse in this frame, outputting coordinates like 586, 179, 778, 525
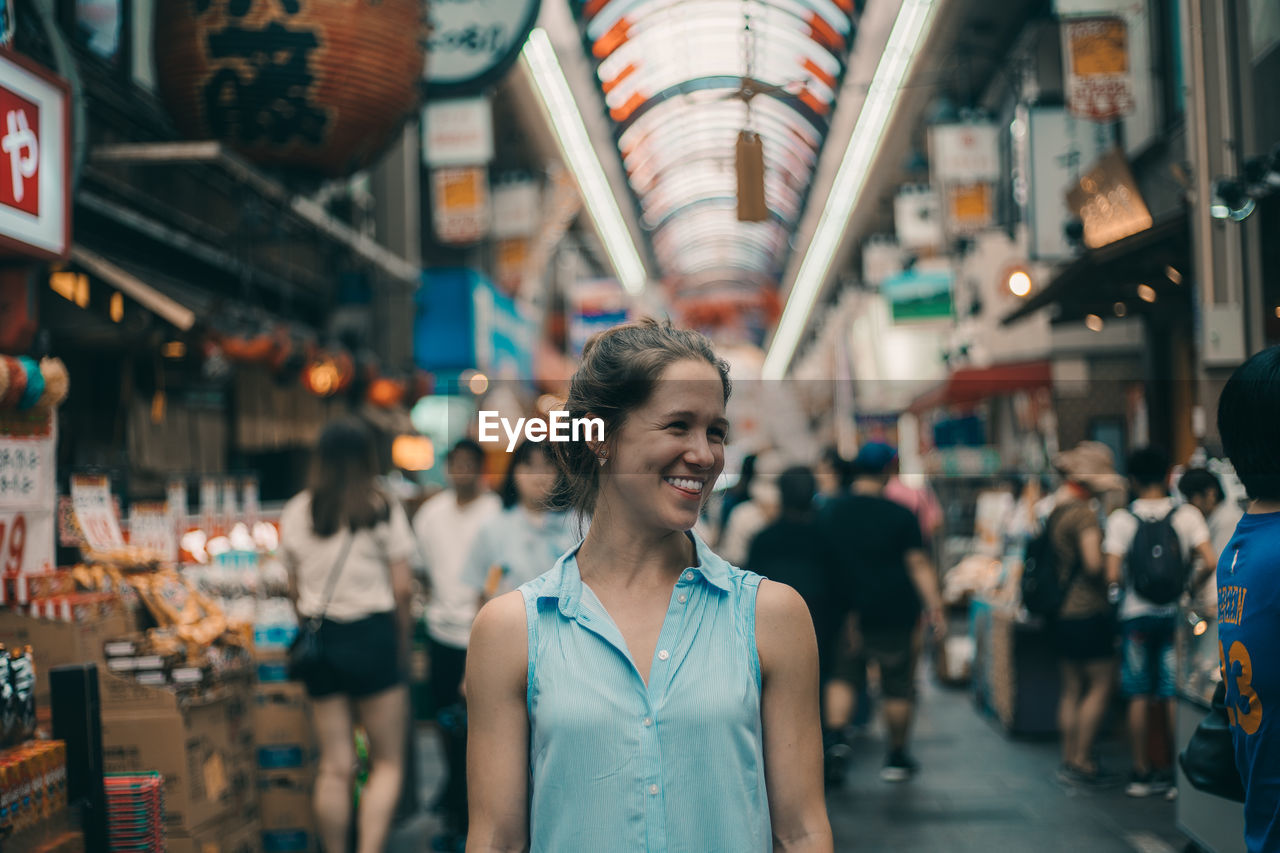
518, 531, 770, 853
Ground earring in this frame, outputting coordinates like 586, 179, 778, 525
597, 454, 608, 467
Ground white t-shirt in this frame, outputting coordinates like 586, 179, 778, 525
463, 507, 577, 598
280, 492, 417, 623
413, 490, 501, 648
1104, 497, 1210, 620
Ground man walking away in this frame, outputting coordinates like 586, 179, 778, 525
818, 442, 945, 782
1105, 447, 1216, 798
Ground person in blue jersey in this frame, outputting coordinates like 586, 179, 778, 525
464, 438, 576, 605
465, 319, 832, 853
1216, 345, 1280, 853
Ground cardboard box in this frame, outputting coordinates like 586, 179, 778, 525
169, 814, 263, 853
101, 676, 253, 832
259, 770, 314, 845
253, 682, 313, 748
0, 607, 132, 710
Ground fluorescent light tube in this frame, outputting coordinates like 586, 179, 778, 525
521, 28, 648, 294
762, 0, 940, 380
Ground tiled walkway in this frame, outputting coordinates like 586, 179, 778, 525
391, 679, 1191, 851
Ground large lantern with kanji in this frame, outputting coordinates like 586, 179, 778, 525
154, 0, 426, 177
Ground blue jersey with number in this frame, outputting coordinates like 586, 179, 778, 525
1218, 511, 1280, 853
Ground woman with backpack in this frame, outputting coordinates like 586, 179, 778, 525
1039, 441, 1126, 788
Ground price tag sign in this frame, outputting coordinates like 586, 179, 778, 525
130, 501, 176, 562
0, 509, 54, 575
0, 423, 54, 510
70, 474, 124, 551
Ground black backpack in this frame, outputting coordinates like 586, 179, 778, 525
1127, 508, 1188, 605
1021, 505, 1078, 619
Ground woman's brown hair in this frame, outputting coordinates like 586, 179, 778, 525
308, 417, 391, 537
549, 318, 731, 519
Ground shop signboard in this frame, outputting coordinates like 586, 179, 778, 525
1062, 16, 1134, 122
415, 268, 478, 373
945, 182, 994, 235
422, 97, 494, 167
893, 185, 944, 250
0, 51, 70, 261
1026, 107, 1113, 260
129, 502, 175, 562
880, 261, 954, 324
426, 0, 541, 96
928, 123, 1000, 183
432, 166, 491, 245
1066, 147, 1152, 249
569, 279, 629, 357
472, 277, 536, 381
0, 409, 54, 574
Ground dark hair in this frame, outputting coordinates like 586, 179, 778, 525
1126, 446, 1170, 490
820, 446, 854, 490
1178, 468, 1224, 503
448, 438, 486, 466
499, 439, 554, 509
308, 417, 390, 537
1219, 346, 1280, 500
778, 465, 816, 515
727, 454, 758, 499
550, 318, 731, 518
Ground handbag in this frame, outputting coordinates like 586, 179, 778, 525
1178, 680, 1246, 803
288, 530, 355, 682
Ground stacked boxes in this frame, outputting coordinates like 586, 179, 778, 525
254, 654, 317, 853
0, 739, 67, 838
104, 772, 165, 851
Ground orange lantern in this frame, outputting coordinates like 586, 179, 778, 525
367, 377, 406, 408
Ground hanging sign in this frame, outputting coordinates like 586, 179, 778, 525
1027, 107, 1113, 260
893, 185, 944, 250
0, 51, 70, 261
1062, 17, 1135, 122
426, 0, 542, 96
1066, 147, 1152, 249
432, 166, 491, 244
881, 261, 954, 324
945, 183, 994, 234
422, 97, 494, 167
928, 123, 1000, 183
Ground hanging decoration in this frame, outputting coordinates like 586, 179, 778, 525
0, 356, 68, 411
154, 0, 427, 177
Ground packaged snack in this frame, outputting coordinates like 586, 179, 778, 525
9, 648, 35, 745
0, 646, 12, 748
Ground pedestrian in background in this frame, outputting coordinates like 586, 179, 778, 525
817, 441, 944, 783
1215, 346, 1280, 853
1105, 447, 1216, 798
1042, 441, 1123, 788
464, 438, 575, 606
466, 319, 832, 852
412, 438, 500, 848
280, 417, 416, 853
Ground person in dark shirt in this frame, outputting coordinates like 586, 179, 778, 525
817, 442, 944, 782
746, 465, 838, 666
1216, 346, 1280, 853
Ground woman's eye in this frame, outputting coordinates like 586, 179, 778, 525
709, 429, 727, 443
667, 421, 687, 431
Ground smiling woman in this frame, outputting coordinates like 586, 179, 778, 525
465, 319, 833, 853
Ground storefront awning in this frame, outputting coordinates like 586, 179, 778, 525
70, 244, 198, 331
1000, 212, 1190, 326
907, 359, 1052, 415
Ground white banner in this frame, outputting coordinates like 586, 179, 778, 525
422, 97, 494, 167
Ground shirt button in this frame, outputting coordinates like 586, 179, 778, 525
643, 717, 653, 727
677, 594, 687, 604
649, 784, 659, 795
684, 571, 695, 581
658, 650, 670, 661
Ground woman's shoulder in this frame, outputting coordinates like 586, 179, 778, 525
280, 492, 311, 525
471, 591, 529, 657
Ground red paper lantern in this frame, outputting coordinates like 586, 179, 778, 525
154, 0, 427, 177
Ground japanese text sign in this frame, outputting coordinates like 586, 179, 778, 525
0, 51, 69, 260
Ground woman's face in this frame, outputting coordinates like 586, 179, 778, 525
514, 449, 556, 510
598, 359, 728, 535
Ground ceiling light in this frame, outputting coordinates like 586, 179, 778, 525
1085, 314, 1104, 332
468, 371, 489, 395
1165, 265, 1182, 285
1273, 306, 1280, 320
1007, 270, 1032, 298
109, 292, 124, 323
1137, 284, 1157, 303
521, 29, 647, 294
162, 341, 186, 359
1210, 178, 1256, 222
763, 0, 941, 380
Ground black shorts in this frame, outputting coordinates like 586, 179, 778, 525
301, 611, 403, 699
1052, 612, 1116, 663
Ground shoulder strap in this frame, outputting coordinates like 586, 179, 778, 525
314, 529, 355, 622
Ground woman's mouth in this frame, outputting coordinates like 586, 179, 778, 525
664, 477, 704, 498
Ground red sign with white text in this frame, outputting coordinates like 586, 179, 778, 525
0, 86, 40, 217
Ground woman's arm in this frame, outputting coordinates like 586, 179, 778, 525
390, 556, 413, 671
756, 580, 834, 853
465, 591, 531, 853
